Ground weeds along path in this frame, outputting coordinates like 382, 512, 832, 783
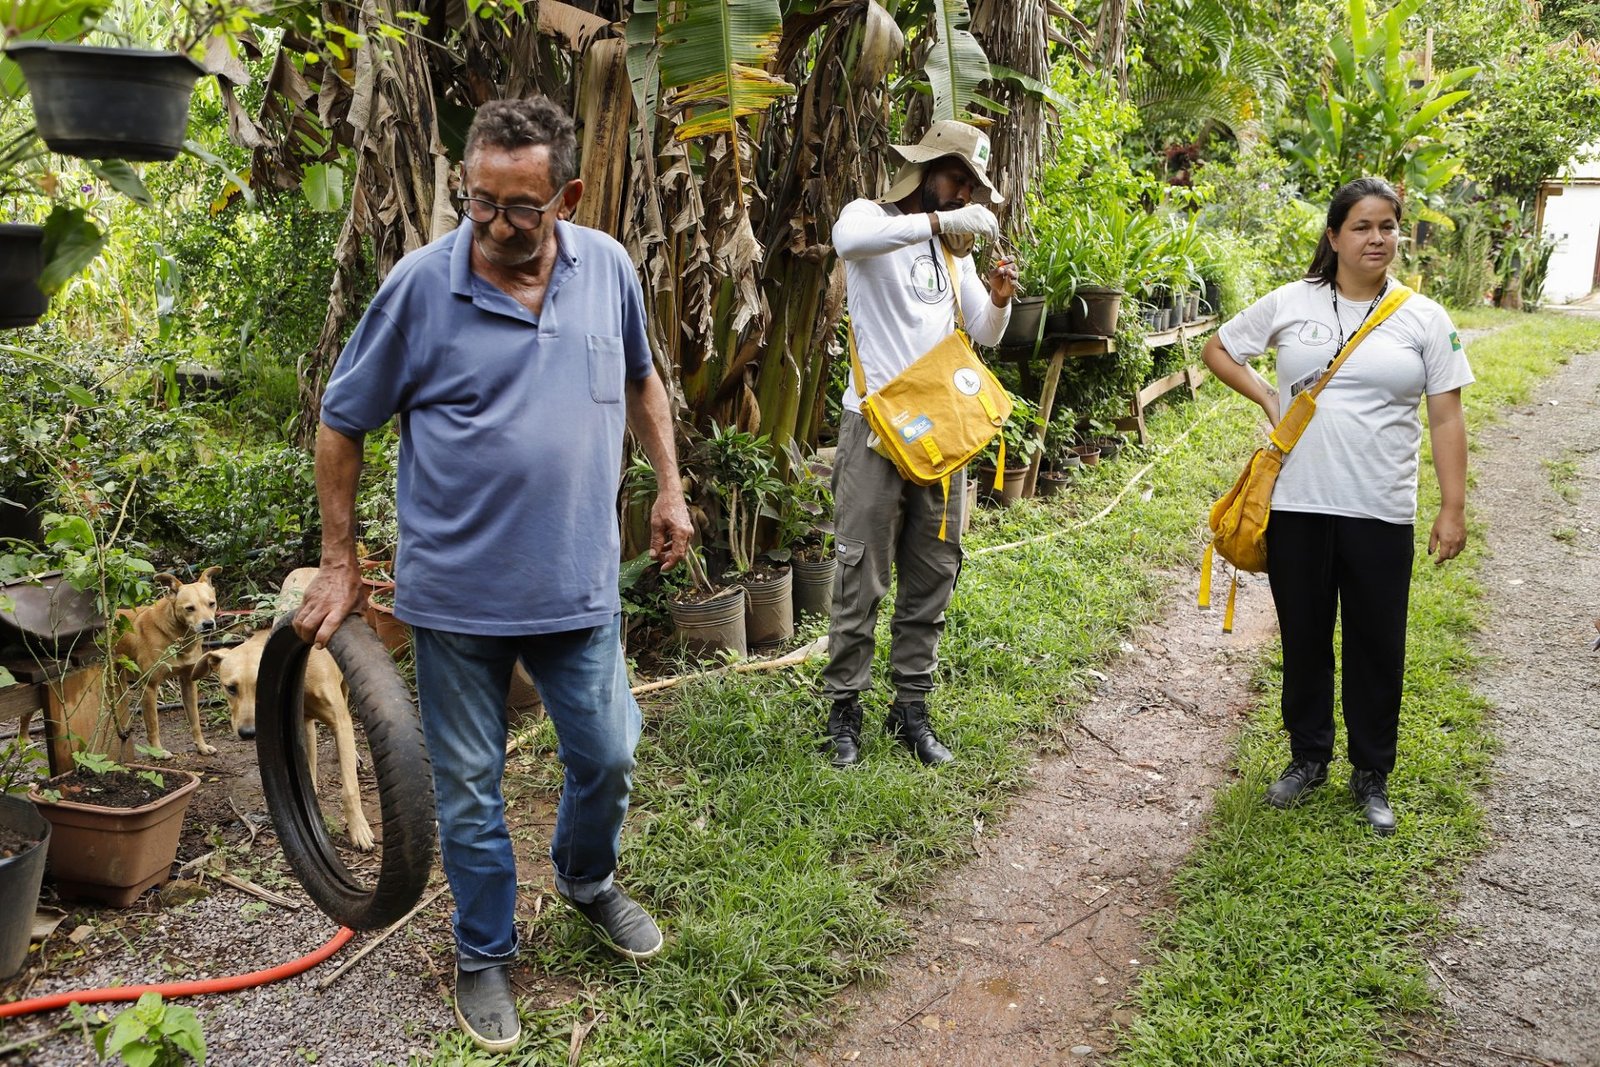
1408, 336, 1600, 1067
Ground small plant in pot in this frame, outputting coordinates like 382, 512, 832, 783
978, 393, 1043, 506
28, 748, 201, 907
1084, 416, 1127, 463
1036, 407, 1080, 499
699, 423, 792, 647
771, 442, 836, 624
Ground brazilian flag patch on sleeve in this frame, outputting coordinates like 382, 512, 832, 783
1449, 330, 1462, 351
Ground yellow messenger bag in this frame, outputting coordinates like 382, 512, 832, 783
847, 243, 1012, 539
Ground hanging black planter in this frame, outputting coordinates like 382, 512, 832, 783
0, 223, 48, 329
5, 43, 205, 162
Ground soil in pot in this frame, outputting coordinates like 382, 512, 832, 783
669, 585, 747, 657
739, 565, 794, 647
0, 224, 48, 329
6, 43, 206, 162
30, 765, 201, 907
0, 794, 50, 979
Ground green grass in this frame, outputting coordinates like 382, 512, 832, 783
1543, 455, 1580, 504
405, 385, 1273, 1066
1116, 311, 1600, 1066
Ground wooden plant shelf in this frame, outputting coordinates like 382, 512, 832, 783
993, 333, 1116, 363
1116, 316, 1221, 444
1143, 314, 1217, 349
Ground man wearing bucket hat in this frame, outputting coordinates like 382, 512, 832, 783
820, 120, 1017, 769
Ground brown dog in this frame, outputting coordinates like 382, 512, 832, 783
112, 567, 222, 759
194, 568, 375, 851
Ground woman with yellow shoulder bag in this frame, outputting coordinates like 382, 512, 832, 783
1199, 177, 1473, 835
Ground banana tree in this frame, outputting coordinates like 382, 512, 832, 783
1287, 0, 1478, 216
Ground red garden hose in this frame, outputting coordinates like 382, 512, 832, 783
0, 926, 354, 1019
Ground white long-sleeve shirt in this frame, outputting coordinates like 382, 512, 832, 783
833, 199, 1010, 413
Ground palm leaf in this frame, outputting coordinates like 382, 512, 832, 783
657, 0, 795, 143
926, 0, 991, 122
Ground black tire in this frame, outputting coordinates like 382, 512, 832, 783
256, 612, 435, 930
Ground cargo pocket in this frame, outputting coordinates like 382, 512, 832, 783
833, 535, 865, 617
586, 335, 624, 403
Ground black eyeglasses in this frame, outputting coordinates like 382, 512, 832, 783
458, 184, 568, 230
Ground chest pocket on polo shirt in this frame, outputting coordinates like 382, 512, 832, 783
586, 335, 624, 403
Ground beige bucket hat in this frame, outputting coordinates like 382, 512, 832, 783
878, 120, 1004, 206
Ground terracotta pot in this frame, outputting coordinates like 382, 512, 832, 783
1070, 444, 1101, 467
998, 465, 1031, 506
362, 598, 411, 657
0, 794, 50, 978
669, 586, 747, 657
29, 766, 200, 907
791, 556, 837, 623
741, 567, 794, 647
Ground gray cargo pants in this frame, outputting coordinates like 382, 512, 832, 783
821, 411, 965, 704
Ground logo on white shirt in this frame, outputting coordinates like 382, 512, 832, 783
1298, 320, 1333, 346
910, 254, 946, 305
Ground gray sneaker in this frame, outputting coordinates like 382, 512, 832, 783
454, 964, 521, 1053
562, 886, 664, 960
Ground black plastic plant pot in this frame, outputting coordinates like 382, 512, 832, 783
5, 42, 204, 162
255, 613, 436, 930
0, 224, 48, 328
0, 793, 51, 979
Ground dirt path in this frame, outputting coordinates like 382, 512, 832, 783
802, 574, 1278, 1066
1405, 339, 1600, 1067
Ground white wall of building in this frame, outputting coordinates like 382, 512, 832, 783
1541, 145, 1600, 305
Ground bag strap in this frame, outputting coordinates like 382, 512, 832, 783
846, 238, 971, 401
1305, 283, 1414, 400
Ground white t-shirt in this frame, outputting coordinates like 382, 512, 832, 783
1217, 278, 1473, 524
833, 199, 1010, 414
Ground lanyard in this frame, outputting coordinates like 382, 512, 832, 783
1330, 278, 1387, 356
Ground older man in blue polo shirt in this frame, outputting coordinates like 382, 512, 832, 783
295, 97, 692, 1054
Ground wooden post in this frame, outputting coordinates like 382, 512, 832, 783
1024, 341, 1069, 498
42, 662, 120, 775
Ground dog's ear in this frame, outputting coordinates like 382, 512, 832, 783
200, 566, 221, 585
154, 573, 181, 594
192, 648, 226, 681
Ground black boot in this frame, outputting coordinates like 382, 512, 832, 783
1264, 759, 1328, 809
1349, 768, 1397, 836
822, 697, 863, 768
886, 699, 953, 766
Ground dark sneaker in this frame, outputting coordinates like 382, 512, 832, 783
1350, 768, 1397, 836
1264, 759, 1329, 809
823, 696, 864, 768
886, 699, 953, 766
562, 886, 664, 960
454, 964, 520, 1053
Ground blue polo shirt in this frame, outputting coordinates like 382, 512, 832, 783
320, 220, 655, 635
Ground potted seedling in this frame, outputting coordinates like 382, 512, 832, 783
665, 546, 747, 658
1037, 408, 1081, 499
773, 442, 835, 624
701, 423, 792, 647
979, 394, 1043, 506
28, 749, 200, 907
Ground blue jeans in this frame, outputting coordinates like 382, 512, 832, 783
412, 614, 641, 971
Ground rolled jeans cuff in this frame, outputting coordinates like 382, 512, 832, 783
554, 869, 615, 904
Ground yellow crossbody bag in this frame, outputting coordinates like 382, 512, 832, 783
1200, 284, 1413, 631
847, 242, 1012, 540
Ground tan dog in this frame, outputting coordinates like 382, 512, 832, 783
113, 567, 222, 759
195, 568, 375, 851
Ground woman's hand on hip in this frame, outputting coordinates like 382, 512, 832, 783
1429, 506, 1466, 565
